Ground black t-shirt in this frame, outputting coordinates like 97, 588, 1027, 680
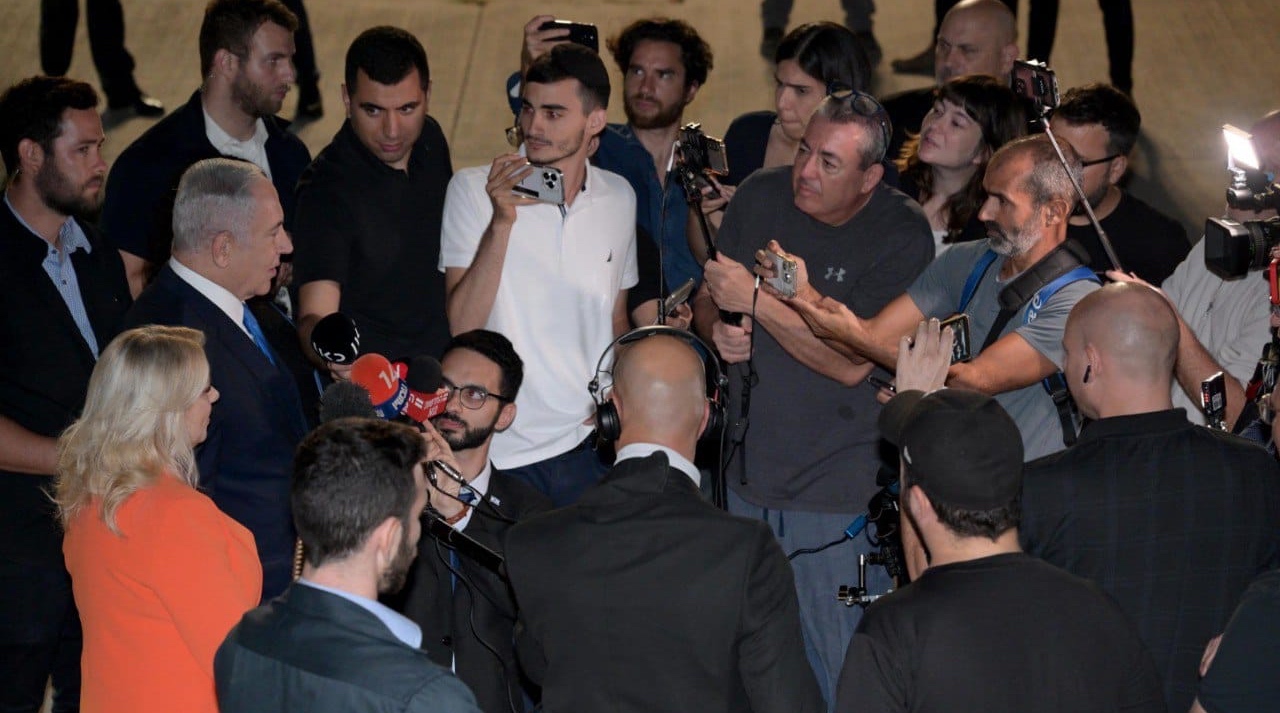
292, 119, 453, 361
1067, 191, 1189, 284
1197, 568, 1280, 713
836, 552, 1166, 713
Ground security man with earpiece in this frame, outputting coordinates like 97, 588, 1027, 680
504, 327, 823, 713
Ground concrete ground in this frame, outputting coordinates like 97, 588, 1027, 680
1, 0, 1278, 237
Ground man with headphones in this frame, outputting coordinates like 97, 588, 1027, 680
504, 327, 823, 713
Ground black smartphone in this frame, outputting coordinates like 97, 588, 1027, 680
866, 375, 896, 394
939, 313, 972, 363
1201, 371, 1228, 429
1010, 59, 1059, 114
539, 20, 599, 53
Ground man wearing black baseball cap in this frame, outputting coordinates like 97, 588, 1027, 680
833, 387, 1164, 713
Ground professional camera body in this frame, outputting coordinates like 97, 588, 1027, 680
674, 122, 729, 200
1205, 215, 1280, 279
1204, 124, 1280, 279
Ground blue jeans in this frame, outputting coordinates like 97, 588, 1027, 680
728, 489, 890, 711
504, 438, 609, 508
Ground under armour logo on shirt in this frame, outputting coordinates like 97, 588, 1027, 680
607, 250, 613, 262
825, 267, 847, 282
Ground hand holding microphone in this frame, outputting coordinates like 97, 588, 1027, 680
419, 420, 469, 520
310, 312, 361, 381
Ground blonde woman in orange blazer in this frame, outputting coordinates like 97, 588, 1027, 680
57, 325, 261, 713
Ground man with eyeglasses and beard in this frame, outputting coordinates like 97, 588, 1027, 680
215, 418, 482, 713
0, 74, 132, 713
692, 92, 932, 707
394, 330, 552, 713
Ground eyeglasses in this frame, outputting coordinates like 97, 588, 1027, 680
442, 378, 513, 410
1080, 153, 1120, 168
826, 82, 893, 159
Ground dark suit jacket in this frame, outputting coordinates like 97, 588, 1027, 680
394, 468, 551, 713
100, 90, 311, 267
215, 583, 481, 712
505, 452, 824, 713
125, 264, 308, 598
0, 207, 131, 566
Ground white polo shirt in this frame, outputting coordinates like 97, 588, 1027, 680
440, 163, 638, 469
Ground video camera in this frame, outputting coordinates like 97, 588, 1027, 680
1204, 125, 1280, 279
673, 123, 729, 201
835, 478, 906, 608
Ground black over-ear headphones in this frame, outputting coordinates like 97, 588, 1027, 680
588, 325, 726, 443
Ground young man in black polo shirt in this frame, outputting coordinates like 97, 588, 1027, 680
293, 26, 453, 367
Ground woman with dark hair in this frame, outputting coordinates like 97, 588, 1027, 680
688, 22, 874, 262
895, 74, 1029, 254
725, 22, 873, 187
57, 326, 261, 713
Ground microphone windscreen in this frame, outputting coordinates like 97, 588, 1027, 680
311, 313, 361, 364
350, 353, 399, 402
319, 381, 376, 423
404, 355, 445, 392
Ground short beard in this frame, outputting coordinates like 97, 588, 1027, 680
35, 160, 99, 217
377, 525, 417, 596
624, 95, 684, 131
231, 71, 281, 118
432, 411, 499, 453
1072, 185, 1108, 216
986, 220, 1041, 258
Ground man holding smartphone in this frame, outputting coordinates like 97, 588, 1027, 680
441, 43, 637, 508
692, 93, 933, 707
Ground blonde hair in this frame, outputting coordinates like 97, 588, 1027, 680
56, 326, 210, 534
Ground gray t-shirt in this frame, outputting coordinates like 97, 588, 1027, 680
718, 167, 934, 513
907, 239, 1100, 461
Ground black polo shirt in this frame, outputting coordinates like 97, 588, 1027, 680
292, 118, 453, 361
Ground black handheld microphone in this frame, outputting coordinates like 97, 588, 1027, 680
310, 312, 361, 364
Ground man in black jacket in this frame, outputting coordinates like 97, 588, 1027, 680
396, 329, 552, 713
0, 75, 132, 713
505, 330, 822, 713
1022, 282, 1280, 712
100, 0, 310, 297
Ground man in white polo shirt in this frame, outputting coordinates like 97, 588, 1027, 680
441, 43, 637, 507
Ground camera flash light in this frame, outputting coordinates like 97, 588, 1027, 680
1225, 124, 1260, 171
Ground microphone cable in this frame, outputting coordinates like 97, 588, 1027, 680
431, 539, 523, 713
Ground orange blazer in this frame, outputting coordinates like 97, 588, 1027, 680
63, 473, 262, 713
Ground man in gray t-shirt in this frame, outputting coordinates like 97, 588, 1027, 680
694, 95, 933, 707
785, 134, 1099, 462
907, 240, 1096, 460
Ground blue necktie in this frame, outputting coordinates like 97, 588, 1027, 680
450, 487, 478, 591
242, 304, 276, 367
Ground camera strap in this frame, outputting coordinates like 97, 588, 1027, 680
956, 240, 1101, 446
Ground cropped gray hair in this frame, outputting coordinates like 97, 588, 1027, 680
996, 134, 1082, 209
171, 158, 267, 254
